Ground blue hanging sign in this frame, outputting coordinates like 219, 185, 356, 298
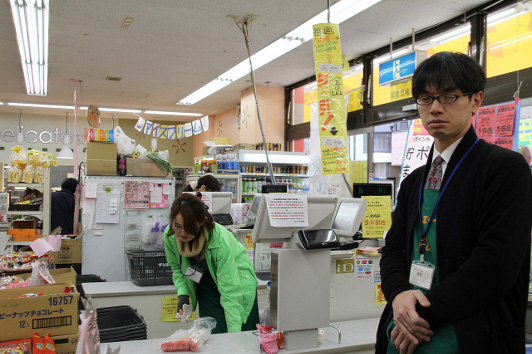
379, 51, 427, 86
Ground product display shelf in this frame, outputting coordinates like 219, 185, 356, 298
238, 150, 310, 201
3, 169, 51, 248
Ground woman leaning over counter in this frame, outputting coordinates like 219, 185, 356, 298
163, 192, 259, 334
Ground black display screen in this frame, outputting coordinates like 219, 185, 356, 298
352, 183, 393, 199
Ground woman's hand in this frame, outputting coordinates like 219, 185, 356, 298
177, 295, 190, 315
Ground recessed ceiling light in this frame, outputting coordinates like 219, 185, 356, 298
121, 17, 134, 28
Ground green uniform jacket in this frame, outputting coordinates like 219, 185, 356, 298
163, 223, 258, 332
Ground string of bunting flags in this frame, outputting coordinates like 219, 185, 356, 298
133, 116, 209, 139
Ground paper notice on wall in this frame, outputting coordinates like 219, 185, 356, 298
84, 182, 98, 199
95, 191, 120, 223
264, 194, 309, 228
123, 180, 150, 209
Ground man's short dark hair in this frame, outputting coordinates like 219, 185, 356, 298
412, 51, 486, 99
61, 178, 78, 194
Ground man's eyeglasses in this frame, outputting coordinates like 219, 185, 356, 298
415, 93, 471, 106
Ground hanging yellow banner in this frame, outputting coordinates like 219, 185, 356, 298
312, 23, 348, 175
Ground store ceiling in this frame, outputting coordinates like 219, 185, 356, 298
0, 0, 491, 121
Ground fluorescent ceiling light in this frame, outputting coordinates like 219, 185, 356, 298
373, 49, 409, 65
429, 25, 471, 43
79, 106, 142, 113
9, 0, 49, 96
177, 0, 382, 105
489, 34, 532, 50
143, 110, 203, 116
8, 102, 75, 109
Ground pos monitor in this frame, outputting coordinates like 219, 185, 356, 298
331, 198, 367, 237
251, 194, 338, 243
352, 182, 394, 205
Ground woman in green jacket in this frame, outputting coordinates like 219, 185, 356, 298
163, 192, 260, 334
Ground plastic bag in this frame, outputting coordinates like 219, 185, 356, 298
155, 218, 169, 249
161, 317, 217, 352
115, 126, 135, 156
141, 217, 159, 245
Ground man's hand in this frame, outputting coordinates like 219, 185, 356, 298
392, 290, 433, 348
391, 326, 418, 354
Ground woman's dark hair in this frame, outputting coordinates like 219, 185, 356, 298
412, 51, 486, 99
197, 175, 220, 192
61, 178, 78, 194
168, 193, 214, 237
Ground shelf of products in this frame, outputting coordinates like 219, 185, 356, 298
237, 150, 310, 202
1, 169, 51, 251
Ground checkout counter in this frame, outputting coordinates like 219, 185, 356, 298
86, 194, 386, 352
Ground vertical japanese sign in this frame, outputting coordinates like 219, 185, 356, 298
398, 119, 434, 194
361, 196, 392, 238
312, 23, 348, 175
474, 101, 518, 150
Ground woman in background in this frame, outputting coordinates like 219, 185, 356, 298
163, 193, 259, 333
182, 174, 220, 192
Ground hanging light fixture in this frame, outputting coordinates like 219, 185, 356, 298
57, 113, 74, 159
9, 0, 49, 96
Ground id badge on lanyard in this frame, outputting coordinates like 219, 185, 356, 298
409, 258, 435, 290
185, 266, 203, 283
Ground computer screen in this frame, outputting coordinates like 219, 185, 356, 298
252, 194, 338, 243
352, 182, 393, 205
331, 198, 367, 237
261, 184, 288, 194
243, 193, 262, 225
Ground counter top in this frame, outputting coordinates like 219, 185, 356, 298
83, 281, 177, 297
100, 317, 379, 354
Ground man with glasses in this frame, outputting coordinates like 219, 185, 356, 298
376, 52, 532, 353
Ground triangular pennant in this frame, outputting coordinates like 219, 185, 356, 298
192, 119, 202, 135
134, 117, 146, 132
200, 116, 209, 132
176, 125, 184, 139
167, 125, 176, 140
144, 121, 153, 135
152, 123, 161, 138
184, 122, 193, 137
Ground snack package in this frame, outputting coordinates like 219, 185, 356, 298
0, 338, 32, 354
10, 145, 28, 170
43, 334, 56, 354
22, 165, 35, 183
161, 317, 217, 352
33, 333, 46, 354
7, 165, 22, 183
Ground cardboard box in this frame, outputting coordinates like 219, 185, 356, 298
8, 228, 40, 236
126, 157, 168, 177
21, 267, 78, 287
86, 142, 117, 160
52, 332, 79, 354
12, 234, 40, 242
50, 238, 82, 264
0, 283, 79, 342
86, 159, 117, 176
234, 143, 257, 150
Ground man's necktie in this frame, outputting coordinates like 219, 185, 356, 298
427, 155, 443, 190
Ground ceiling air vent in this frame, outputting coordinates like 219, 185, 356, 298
105, 76, 123, 82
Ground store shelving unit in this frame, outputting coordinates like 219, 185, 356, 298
238, 150, 310, 201
0, 169, 51, 253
